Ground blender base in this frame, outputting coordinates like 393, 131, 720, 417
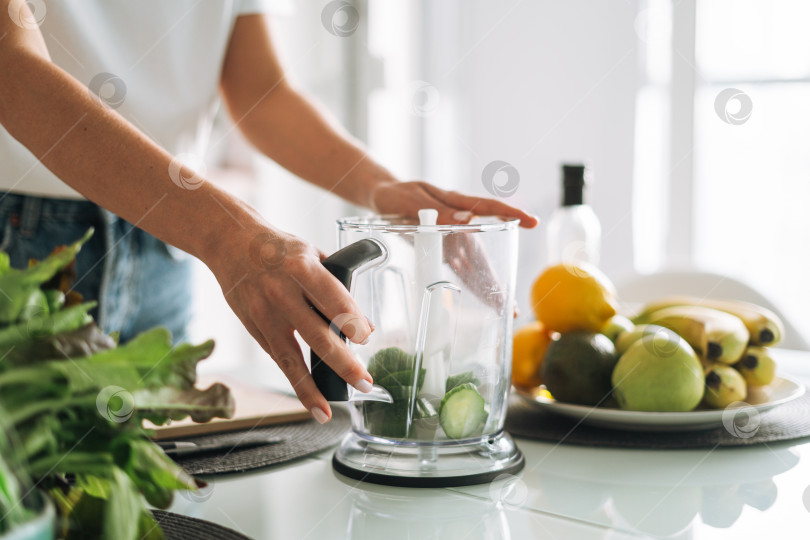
332, 431, 525, 488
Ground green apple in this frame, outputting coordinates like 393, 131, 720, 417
611, 328, 704, 412
614, 324, 670, 356
599, 314, 634, 342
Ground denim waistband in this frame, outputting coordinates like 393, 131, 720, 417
0, 191, 191, 343
0, 192, 101, 226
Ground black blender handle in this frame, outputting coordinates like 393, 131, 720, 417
311, 239, 384, 401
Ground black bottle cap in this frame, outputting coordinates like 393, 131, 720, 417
561, 164, 587, 207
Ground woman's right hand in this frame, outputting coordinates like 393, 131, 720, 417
205, 222, 374, 423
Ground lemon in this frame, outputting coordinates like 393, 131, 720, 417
531, 263, 618, 333
511, 321, 552, 389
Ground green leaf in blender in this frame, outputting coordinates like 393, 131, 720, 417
439, 382, 488, 439
364, 347, 430, 438
377, 368, 426, 390
444, 371, 481, 393
367, 346, 417, 379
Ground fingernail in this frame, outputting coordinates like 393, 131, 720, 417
310, 407, 329, 424
453, 211, 472, 221
361, 336, 370, 345
354, 379, 373, 393
365, 316, 375, 331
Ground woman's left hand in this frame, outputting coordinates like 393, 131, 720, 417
371, 180, 537, 318
370, 180, 539, 228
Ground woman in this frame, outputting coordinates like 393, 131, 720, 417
0, 0, 537, 423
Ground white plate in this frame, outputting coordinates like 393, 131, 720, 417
515, 375, 806, 432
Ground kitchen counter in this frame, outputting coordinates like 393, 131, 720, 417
168, 349, 810, 539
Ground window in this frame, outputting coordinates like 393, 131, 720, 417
634, 0, 809, 344
693, 0, 810, 343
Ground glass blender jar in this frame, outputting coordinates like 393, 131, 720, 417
311, 211, 524, 487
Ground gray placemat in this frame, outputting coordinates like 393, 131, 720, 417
504, 390, 810, 449
169, 405, 350, 477
152, 510, 252, 540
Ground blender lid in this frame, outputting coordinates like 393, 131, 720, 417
337, 214, 519, 232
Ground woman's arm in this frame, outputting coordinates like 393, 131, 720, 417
220, 15, 396, 210
0, 2, 373, 422
220, 15, 539, 227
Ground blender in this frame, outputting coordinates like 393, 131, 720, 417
310, 211, 524, 487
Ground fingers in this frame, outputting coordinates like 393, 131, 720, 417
299, 265, 373, 345
434, 207, 475, 226
220, 228, 380, 425
420, 183, 539, 228
288, 305, 371, 384
268, 332, 334, 424
236, 312, 335, 423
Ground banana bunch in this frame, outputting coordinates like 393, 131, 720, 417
632, 296, 783, 409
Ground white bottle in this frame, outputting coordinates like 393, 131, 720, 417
546, 164, 601, 266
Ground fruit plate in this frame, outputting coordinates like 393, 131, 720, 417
514, 375, 806, 432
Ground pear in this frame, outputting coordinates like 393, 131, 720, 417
611, 328, 704, 412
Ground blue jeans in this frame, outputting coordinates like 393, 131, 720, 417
0, 193, 192, 344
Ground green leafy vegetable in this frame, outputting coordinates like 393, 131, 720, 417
0, 302, 95, 350
0, 322, 116, 369
0, 230, 234, 539
367, 346, 418, 379
364, 347, 431, 438
0, 251, 10, 276
0, 229, 92, 324
0, 451, 32, 532
445, 371, 480, 393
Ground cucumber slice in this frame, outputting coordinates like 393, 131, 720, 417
439, 383, 488, 439
415, 397, 438, 419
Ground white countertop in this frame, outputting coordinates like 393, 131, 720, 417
167, 349, 810, 539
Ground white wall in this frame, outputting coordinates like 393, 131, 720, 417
420, 0, 641, 324
254, 4, 355, 255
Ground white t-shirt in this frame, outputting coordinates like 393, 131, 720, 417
0, 0, 290, 199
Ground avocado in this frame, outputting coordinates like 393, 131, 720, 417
541, 331, 618, 406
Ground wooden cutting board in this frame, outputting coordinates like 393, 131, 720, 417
146, 375, 310, 440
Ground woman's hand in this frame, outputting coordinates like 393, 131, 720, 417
370, 180, 539, 228
205, 222, 374, 424
371, 180, 537, 318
